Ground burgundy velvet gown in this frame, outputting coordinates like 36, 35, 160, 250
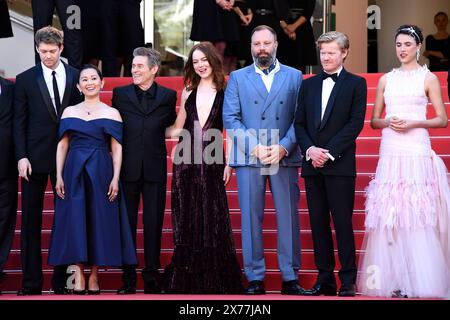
164, 89, 243, 294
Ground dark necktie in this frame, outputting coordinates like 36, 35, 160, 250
52, 70, 62, 115
260, 61, 277, 76
321, 72, 338, 82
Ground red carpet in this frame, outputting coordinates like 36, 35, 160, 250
2, 72, 449, 299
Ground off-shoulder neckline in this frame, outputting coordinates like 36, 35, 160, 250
61, 117, 122, 124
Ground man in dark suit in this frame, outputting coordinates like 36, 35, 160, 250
0, 76, 17, 295
99, 0, 144, 76
31, 0, 83, 69
113, 47, 177, 294
0, 0, 13, 39
13, 26, 82, 295
294, 31, 367, 297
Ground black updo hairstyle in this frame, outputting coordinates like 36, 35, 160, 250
79, 64, 104, 81
395, 25, 424, 44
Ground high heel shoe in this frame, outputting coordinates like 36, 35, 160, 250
87, 289, 101, 295
73, 288, 86, 295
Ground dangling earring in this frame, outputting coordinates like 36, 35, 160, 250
416, 49, 420, 61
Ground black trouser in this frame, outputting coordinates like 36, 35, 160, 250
32, 0, 83, 69
0, 178, 17, 281
99, 0, 144, 76
20, 172, 68, 290
121, 178, 166, 286
304, 174, 357, 286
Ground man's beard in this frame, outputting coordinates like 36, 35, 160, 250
252, 49, 277, 68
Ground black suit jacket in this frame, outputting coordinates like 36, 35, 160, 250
0, 0, 13, 38
13, 62, 82, 173
112, 82, 177, 183
294, 68, 367, 177
0, 77, 16, 179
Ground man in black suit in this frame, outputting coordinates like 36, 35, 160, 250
0, 76, 17, 295
14, 26, 82, 295
294, 31, 367, 297
31, 0, 83, 69
113, 47, 177, 294
99, 0, 144, 76
0, 0, 13, 39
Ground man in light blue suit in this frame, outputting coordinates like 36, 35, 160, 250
223, 25, 304, 295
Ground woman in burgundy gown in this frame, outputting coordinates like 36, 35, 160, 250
164, 42, 243, 294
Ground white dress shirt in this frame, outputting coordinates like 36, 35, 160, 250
306, 66, 343, 162
41, 61, 66, 112
254, 59, 280, 92
321, 66, 343, 120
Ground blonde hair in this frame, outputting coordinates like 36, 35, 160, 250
317, 31, 350, 50
35, 26, 64, 47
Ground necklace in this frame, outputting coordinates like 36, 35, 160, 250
82, 103, 96, 115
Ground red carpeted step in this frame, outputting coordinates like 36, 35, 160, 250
10, 229, 365, 251
359, 120, 450, 137
165, 154, 450, 173
364, 103, 450, 120
100, 72, 448, 94
21, 172, 377, 193
16, 210, 367, 233
4, 249, 362, 273
19, 190, 370, 211
0, 270, 327, 293
356, 136, 450, 155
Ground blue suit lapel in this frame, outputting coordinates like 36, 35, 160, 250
319, 68, 348, 131
245, 66, 268, 101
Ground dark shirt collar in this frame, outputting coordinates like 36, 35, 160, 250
134, 83, 157, 98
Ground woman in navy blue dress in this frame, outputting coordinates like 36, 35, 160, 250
48, 65, 137, 294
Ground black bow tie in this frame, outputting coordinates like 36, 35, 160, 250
321, 72, 338, 82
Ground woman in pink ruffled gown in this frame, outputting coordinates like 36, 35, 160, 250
357, 25, 450, 298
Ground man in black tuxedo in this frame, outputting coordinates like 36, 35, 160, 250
113, 47, 177, 294
0, 76, 17, 295
13, 26, 82, 295
294, 31, 367, 297
31, 0, 83, 69
0, 0, 13, 39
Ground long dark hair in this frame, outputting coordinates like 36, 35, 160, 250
184, 42, 226, 92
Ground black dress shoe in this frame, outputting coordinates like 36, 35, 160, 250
338, 284, 356, 297
117, 285, 136, 295
17, 288, 42, 296
53, 287, 71, 295
281, 280, 306, 295
302, 283, 337, 296
245, 281, 265, 295
144, 281, 161, 294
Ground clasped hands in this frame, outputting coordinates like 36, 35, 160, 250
387, 116, 417, 132
308, 147, 330, 169
252, 144, 287, 165
216, 0, 234, 10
